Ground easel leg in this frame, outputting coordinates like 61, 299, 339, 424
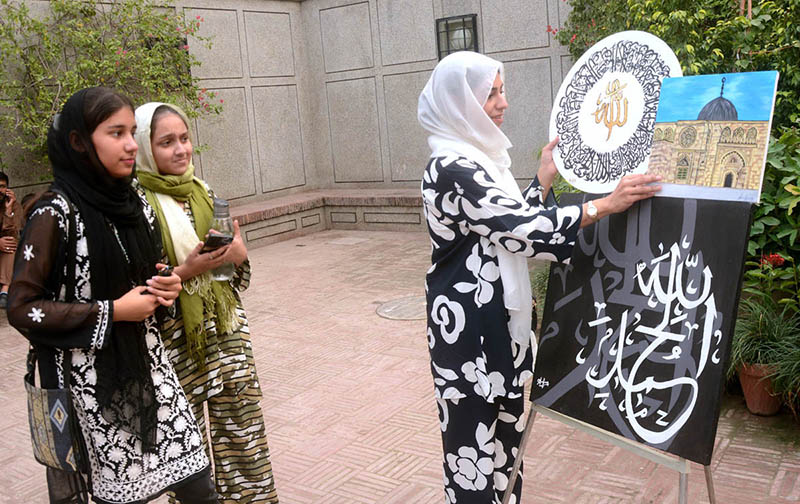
501, 406, 538, 504
678, 472, 688, 504
704, 465, 717, 504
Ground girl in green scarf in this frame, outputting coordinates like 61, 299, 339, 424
134, 102, 279, 504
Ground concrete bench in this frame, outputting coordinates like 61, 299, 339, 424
232, 188, 424, 249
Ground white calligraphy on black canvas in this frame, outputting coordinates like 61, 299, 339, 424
531, 195, 750, 464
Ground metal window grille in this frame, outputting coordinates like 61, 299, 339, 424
676, 157, 689, 179
436, 14, 479, 60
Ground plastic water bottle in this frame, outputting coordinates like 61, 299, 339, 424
210, 197, 235, 281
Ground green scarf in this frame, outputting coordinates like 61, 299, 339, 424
137, 166, 239, 368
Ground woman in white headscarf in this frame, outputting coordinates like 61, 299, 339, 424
132, 102, 279, 504
418, 51, 660, 503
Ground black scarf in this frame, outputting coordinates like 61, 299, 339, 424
47, 88, 160, 452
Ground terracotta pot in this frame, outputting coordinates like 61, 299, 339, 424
738, 363, 782, 416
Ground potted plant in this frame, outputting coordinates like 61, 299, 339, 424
728, 290, 800, 416
770, 326, 800, 420
731, 239, 800, 416
728, 296, 785, 415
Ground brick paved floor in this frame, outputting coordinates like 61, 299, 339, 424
1, 229, 798, 503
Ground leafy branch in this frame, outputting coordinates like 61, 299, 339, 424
0, 0, 223, 177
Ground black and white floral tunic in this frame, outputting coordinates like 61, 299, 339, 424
422, 155, 583, 403
10, 193, 209, 503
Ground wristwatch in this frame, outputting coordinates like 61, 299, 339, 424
586, 200, 598, 221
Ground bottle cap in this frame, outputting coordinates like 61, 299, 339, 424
213, 197, 230, 217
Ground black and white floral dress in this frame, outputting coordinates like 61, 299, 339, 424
423, 155, 582, 401
10, 193, 209, 503
422, 155, 582, 503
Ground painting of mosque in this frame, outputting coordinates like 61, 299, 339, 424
648, 71, 779, 202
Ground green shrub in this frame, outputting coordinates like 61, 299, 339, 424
744, 129, 800, 312
728, 297, 789, 377
555, 0, 800, 311
555, 0, 800, 127
772, 329, 800, 418
0, 0, 221, 177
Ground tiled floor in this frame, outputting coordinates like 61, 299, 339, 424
1, 229, 798, 503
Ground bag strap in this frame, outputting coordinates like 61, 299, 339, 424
26, 189, 79, 389
55, 189, 78, 389
25, 345, 37, 386
26, 340, 74, 389
50, 189, 79, 303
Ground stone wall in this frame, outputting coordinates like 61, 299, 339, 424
8, 0, 572, 204
175, 0, 315, 203
298, 0, 573, 195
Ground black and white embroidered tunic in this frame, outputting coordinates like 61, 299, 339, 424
422, 155, 583, 403
10, 193, 209, 503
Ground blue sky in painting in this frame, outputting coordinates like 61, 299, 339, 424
654, 71, 778, 123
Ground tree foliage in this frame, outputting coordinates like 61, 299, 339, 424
0, 0, 222, 176
555, 0, 800, 310
555, 0, 800, 126
745, 130, 800, 312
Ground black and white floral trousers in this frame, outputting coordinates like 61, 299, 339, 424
437, 395, 525, 504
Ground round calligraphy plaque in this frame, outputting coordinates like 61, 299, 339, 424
549, 31, 682, 194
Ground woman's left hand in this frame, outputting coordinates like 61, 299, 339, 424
144, 263, 183, 307
220, 220, 247, 267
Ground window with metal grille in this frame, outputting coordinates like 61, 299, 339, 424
436, 14, 479, 60
676, 157, 689, 179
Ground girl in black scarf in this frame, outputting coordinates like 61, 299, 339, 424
9, 87, 219, 503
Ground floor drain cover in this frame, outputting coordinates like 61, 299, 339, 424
376, 295, 427, 320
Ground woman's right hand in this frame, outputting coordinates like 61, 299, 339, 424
174, 240, 231, 281
602, 173, 662, 214
113, 286, 160, 322
538, 137, 560, 199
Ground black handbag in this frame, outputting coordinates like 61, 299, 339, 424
24, 347, 88, 472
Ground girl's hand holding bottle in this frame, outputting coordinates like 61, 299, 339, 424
175, 239, 231, 281
219, 220, 247, 267
167, 199, 245, 282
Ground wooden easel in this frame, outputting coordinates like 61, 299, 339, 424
502, 403, 717, 504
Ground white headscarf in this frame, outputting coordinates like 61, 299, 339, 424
418, 51, 533, 347
134, 102, 201, 265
